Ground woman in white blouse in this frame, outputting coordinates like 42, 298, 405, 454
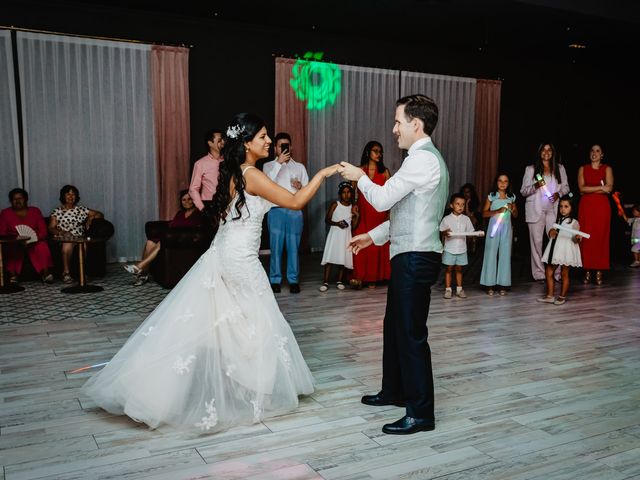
48, 185, 103, 283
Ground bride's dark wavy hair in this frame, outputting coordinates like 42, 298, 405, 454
208, 113, 266, 225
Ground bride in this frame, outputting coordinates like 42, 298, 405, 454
82, 113, 339, 432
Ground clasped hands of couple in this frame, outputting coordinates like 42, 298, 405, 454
322, 161, 374, 255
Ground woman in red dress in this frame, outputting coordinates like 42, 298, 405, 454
0, 188, 54, 283
578, 144, 614, 285
350, 141, 391, 288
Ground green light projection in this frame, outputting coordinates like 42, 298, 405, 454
290, 52, 341, 110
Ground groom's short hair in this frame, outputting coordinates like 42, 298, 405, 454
396, 94, 438, 136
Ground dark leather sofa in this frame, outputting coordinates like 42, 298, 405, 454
145, 220, 214, 289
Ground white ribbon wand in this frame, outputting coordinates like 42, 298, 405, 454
448, 231, 485, 237
552, 223, 591, 239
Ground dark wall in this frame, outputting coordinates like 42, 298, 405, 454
3, 1, 638, 207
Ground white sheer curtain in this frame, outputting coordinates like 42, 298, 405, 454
307, 64, 400, 251
401, 72, 477, 197
17, 32, 157, 262
0, 30, 23, 196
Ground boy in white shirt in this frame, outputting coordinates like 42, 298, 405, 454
439, 193, 480, 298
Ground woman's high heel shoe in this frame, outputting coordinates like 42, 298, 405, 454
595, 270, 603, 285
583, 271, 591, 284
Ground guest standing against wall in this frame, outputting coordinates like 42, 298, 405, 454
263, 132, 309, 293
350, 141, 392, 289
578, 144, 614, 285
520, 143, 569, 281
189, 128, 225, 214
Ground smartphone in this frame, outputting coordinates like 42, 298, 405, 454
280, 143, 290, 153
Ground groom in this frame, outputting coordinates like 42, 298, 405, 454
339, 94, 448, 434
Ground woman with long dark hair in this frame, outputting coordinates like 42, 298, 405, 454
83, 113, 339, 433
578, 144, 614, 285
350, 140, 392, 288
520, 143, 569, 281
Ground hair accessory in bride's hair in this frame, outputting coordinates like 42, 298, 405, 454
226, 124, 245, 139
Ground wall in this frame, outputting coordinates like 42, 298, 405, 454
3, 1, 637, 216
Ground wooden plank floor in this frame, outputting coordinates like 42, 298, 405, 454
1, 257, 640, 479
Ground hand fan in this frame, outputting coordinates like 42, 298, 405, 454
15, 224, 37, 244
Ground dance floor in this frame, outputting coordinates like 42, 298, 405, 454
1, 255, 639, 479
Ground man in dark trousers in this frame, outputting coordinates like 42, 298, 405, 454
339, 94, 449, 434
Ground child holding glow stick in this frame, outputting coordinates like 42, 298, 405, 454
480, 173, 518, 295
537, 194, 582, 305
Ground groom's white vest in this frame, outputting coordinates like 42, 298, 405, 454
389, 141, 449, 258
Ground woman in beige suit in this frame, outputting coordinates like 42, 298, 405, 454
520, 143, 569, 281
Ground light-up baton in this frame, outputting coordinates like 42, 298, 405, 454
535, 173, 554, 200
490, 208, 510, 238
552, 223, 590, 239
448, 231, 485, 237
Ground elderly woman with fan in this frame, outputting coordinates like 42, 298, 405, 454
0, 188, 54, 284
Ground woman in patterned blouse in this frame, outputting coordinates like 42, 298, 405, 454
48, 185, 103, 283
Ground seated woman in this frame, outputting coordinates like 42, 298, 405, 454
123, 190, 203, 286
0, 188, 54, 284
48, 185, 104, 283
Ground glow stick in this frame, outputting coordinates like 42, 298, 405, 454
448, 231, 485, 237
490, 210, 509, 238
632, 237, 639, 245
535, 173, 554, 200
552, 223, 591, 239
67, 362, 109, 374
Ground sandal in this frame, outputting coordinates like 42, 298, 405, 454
487, 289, 495, 296
336, 281, 345, 290
133, 275, 149, 287
62, 272, 73, 284
499, 289, 507, 296
553, 296, 566, 305
124, 264, 142, 275
319, 283, 329, 292
537, 296, 555, 304
595, 271, 603, 285
9, 274, 18, 285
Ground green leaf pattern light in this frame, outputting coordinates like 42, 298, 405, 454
290, 52, 341, 110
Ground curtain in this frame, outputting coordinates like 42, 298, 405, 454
0, 30, 22, 196
17, 32, 158, 262
401, 72, 477, 197
151, 45, 190, 220
474, 79, 502, 200
307, 64, 401, 252
275, 58, 308, 168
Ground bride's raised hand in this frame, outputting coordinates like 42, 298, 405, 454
321, 164, 341, 178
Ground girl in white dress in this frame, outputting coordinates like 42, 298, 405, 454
537, 195, 582, 305
82, 113, 339, 433
319, 182, 359, 291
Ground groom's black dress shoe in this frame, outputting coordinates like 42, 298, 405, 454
361, 392, 405, 407
382, 415, 435, 435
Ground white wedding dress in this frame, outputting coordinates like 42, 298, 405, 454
82, 173, 314, 432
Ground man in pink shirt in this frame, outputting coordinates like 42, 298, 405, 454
189, 129, 225, 212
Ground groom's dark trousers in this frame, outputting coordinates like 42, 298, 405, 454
382, 251, 441, 420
